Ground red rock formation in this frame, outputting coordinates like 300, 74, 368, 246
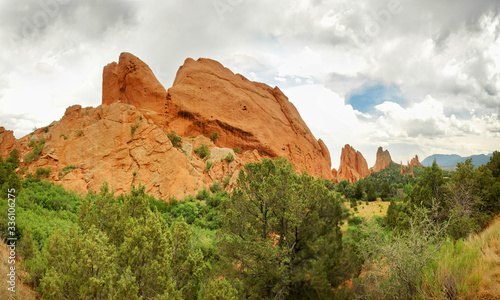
0, 127, 19, 158
163, 57, 333, 180
409, 155, 423, 167
400, 155, 422, 177
0, 53, 335, 199
371, 146, 392, 173
336, 144, 370, 183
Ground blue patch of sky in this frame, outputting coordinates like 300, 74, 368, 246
347, 84, 405, 113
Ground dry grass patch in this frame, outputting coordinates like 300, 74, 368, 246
350, 199, 390, 220
473, 217, 500, 299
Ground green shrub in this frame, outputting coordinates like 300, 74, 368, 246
60, 134, 68, 140
58, 165, 76, 179
347, 216, 364, 226
130, 125, 138, 134
167, 131, 182, 148
233, 147, 241, 154
28, 139, 36, 148
223, 176, 230, 187
209, 132, 219, 142
6, 149, 20, 168
35, 167, 51, 179
224, 153, 234, 163
44, 127, 49, 133
76, 130, 82, 137
196, 189, 210, 201
210, 181, 222, 193
24, 139, 45, 164
205, 161, 213, 172
194, 145, 210, 159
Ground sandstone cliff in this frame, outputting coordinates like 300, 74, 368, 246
0, 53, 334, 199
371, 146, 392, 173
336, 144, 370, 183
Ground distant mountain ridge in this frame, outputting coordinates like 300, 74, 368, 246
422, 153, 493, 170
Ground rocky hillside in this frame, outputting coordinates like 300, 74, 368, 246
0, 53, 334, 199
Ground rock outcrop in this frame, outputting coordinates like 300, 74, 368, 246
400, 155, 423, 177
371, 147, 392, 173
0, 127, 18, 158
0, 53, 335, 199
409, 155, 423, 167
336, 144, 370, 183
162, 57, 333, 180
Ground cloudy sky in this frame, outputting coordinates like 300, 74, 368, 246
1, 0, 499, 167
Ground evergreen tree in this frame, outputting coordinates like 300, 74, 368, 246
354, 182, 363, 200
221, 158, 343, 299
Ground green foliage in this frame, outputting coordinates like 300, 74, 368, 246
200, 278, 239, 300
167, 131, 182, 148
210, 181, 222, 193
194, 145, 210, 159
130, 124, 138, 134
24, 138, 45, 164
347, 216, 364, 226
58, 165, 76, 179
232, 147, 241, 154
59, 133, 68, 140
220, 157, 344, 298
487, 151, 500, 178
410, 160, 446, 211
223, 176, 230, 188
6, 148, 20, 168
355, 207, 449, 299
163, 191, 226, 230
205, 160, 213, 172
76, 129, 82, 136
35, 167, 51, 179
196, 189, 210, 201
380, 181, 390, 200
366, 183, 376, 202
354, 182, 363, 200
224, 152, 234, 162
0, 159, 21, 199
30, 185, 208, 299
44, 127, 49, 133
421, 239, 483, 299
209, 132, 219, 142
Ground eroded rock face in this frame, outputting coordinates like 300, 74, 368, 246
163, 57, 334, 180
0, 53, 336, 199
409, 155, 423, 167
8, 103, 212, 199
336, 144, 370, 183
0, 127, 18, 158
371, 147, 392, 173
102, 52, 168, 127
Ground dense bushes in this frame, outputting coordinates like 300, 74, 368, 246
0, 153, 499, 299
